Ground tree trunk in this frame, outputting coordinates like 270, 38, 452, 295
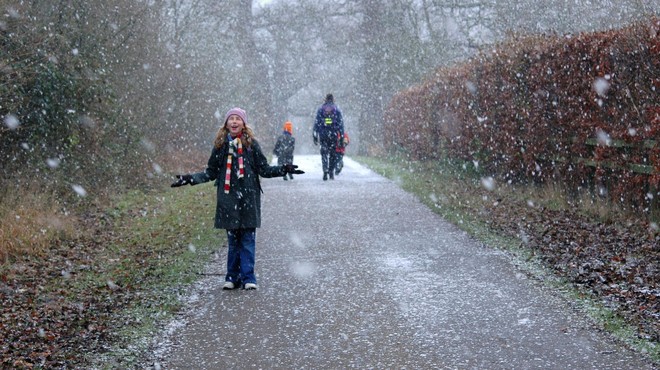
357, 0, 386, 156
236, 0, 277, 148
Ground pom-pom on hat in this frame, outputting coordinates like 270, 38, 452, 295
283, 121, 293, 134
224, 107, 247, 124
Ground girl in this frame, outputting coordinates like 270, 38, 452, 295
171, 107, 303, 290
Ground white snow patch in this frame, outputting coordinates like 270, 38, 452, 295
382, 255, 413, 269
291, 261, 316, 279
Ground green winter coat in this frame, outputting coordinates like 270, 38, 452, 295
190, 140, 285, 229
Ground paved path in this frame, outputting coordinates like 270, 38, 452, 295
157, 155, 654, 369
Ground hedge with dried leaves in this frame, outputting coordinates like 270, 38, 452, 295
385, 18, 659, 214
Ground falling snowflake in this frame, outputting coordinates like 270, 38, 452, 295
596, 129, 611, 146
481, 176, 495, 191
593, 77, 610, 97
72, 184, 87, 197
47, 158, 61, 168
107, 280, 119, 290
3, 114, 19, 129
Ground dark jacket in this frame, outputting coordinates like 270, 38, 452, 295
190, 140, 284, 229
313, 103, 344, 143
273, 131, 295, 165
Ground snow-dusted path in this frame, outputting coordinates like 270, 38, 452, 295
159, 155, 652, 369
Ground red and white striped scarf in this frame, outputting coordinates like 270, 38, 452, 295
224, 135, 245, 194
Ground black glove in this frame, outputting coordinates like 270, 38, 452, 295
313, 136, 318, 146
283, 164, 305, 175
171, 174, 193, 187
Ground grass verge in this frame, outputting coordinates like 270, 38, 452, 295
0, 189, 76, 263
0, 185, 226, 368
82, 186, 223, 368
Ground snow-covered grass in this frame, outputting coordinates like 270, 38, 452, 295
71, 188, 223, 367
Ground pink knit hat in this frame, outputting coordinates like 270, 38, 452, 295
224, 107, 247, 124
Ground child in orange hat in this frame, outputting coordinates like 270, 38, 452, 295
273, 121, 296, 180
335, 131, 349, 175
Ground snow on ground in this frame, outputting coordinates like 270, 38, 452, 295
148, 155, 653, 369
272, 154, 378, 179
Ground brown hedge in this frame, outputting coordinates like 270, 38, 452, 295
385, 18, 659, 213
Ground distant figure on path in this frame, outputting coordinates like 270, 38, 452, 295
273, 121, 296, 181
170, 107, 303, 290
312, 93, 344, 180
334, 131, 350, 175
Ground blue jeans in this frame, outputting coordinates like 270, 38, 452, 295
225, 228, 257, 285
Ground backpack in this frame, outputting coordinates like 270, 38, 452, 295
323, 105, 335, 125
318, 104, 340, 136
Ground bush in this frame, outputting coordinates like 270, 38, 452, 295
384, 17, 659, 217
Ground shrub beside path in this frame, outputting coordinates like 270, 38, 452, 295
156, 155, 655, 369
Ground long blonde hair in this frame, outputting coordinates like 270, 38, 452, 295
214, 123, 256, 149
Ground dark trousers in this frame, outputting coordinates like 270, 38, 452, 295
320, 138, 338, 174
277, 154, 294, 179
335, 153, 344, 174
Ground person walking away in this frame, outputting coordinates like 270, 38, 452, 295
334, 131, 350, 175
313, 93, 344, 180
273, 121, 296, 180
171, 107, 304, 290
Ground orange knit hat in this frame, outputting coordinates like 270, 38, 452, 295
283, 121, 293, 134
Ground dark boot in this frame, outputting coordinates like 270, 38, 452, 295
323, 172, 328, 181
